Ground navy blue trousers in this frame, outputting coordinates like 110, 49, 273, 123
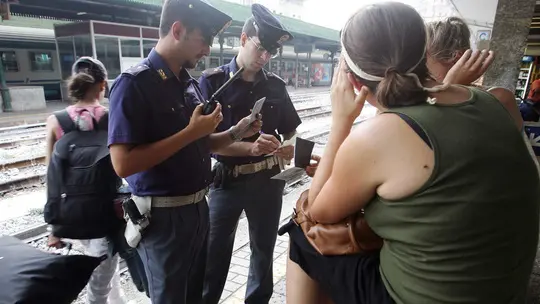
203, 166, 285, 304
137, 200, 209, 304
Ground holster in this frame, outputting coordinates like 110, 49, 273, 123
123, 196, 152, 248
212, 162, 233, 190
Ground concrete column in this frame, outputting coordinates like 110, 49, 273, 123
482, 0, 536, 90
295, 53, 299, 89
329, 51, 336, 84
218, 34, 225, 65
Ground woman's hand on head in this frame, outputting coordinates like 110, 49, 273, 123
444, 49, 494, 86
330, 56, 369, 126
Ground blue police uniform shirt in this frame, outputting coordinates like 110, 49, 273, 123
108, 49, 212, 196
198, 56, 302, 166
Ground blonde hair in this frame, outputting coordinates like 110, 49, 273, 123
426, 17, 471, 63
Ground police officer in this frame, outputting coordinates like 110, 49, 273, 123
198, 4, 302, 303
107, 1, 261, 303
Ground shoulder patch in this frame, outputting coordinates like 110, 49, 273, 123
122, 64, 151, 77
202, 67, 225, 78
266, 71, 286, 85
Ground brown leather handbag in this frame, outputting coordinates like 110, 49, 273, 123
291, 189, 383, 256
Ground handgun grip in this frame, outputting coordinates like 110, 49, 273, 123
123, 199, 143, 222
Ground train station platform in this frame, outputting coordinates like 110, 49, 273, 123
0, 86, 330, 128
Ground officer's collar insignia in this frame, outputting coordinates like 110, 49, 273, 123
277, 35, 289, 45
157, 69, 167, 80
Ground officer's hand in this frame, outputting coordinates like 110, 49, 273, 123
189, 103, 223, 138
274, 145, 294, 161
249, 133, 281, 156
233, 114, 263, 139
305, 154, 321, 177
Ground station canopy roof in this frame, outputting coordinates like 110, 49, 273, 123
6, 0, 340, 52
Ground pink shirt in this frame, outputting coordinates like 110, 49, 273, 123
54, 105, 107, 139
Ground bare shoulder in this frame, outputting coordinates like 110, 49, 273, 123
46, 114, 58, 129
349, 113, 411, 145
340, 113, 416, 165
343, 112, 434, 200
486, 87, 523, 129
347, 112, 434, 164
486, 87, 516, 110
487, 86, 514, 99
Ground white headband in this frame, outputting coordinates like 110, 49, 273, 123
340, 30, 423, 81
339, 19, 448, 97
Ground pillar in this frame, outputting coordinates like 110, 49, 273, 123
482, 0, 536, 90
218, 34, 225, 65
329, 51, 335, 84
0, 59, 12, 112
295, 53, 299, 89
307, 52, 312, 87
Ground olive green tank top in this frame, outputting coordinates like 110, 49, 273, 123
365, 87, 540, 304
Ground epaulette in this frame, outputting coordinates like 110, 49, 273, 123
122, 64, 151, 77
266, 71, 286, 85
202, 67, 225, 78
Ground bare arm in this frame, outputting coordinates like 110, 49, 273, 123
212, 133, 280, 157
208, 117, 262, 154
214, 130, 296, 157
309, 124, 381, 223
211, 116, 277, 156
111, 105, 222, 178
487, 87, 523, 130
309, 114, 434, 224
208, 130, 237, 153
45, 115, 57, 165
212, 141, 254, 156
308, 58, 367, 206
110, 125, 201, 178
307, 122, 351, 207
108, 76, 223, 178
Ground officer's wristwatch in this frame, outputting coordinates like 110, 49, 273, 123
228, 126, 243, 142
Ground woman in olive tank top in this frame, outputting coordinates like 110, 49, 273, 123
283, 2, 540, 304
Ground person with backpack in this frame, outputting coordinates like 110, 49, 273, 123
43, 57, 135, 304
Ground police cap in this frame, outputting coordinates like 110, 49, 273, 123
251, 4, 293, 55
163, 0, 233, 45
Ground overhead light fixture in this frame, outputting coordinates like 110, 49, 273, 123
77, 12, 87, 15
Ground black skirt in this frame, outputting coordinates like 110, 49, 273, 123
284, 221, 394, 304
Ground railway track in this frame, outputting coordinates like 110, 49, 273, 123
0, 91, 331, 149
0, 104, 329, 149
3, 90, 371, 241
7, 117, 365, 243
0, 104, 366, 196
